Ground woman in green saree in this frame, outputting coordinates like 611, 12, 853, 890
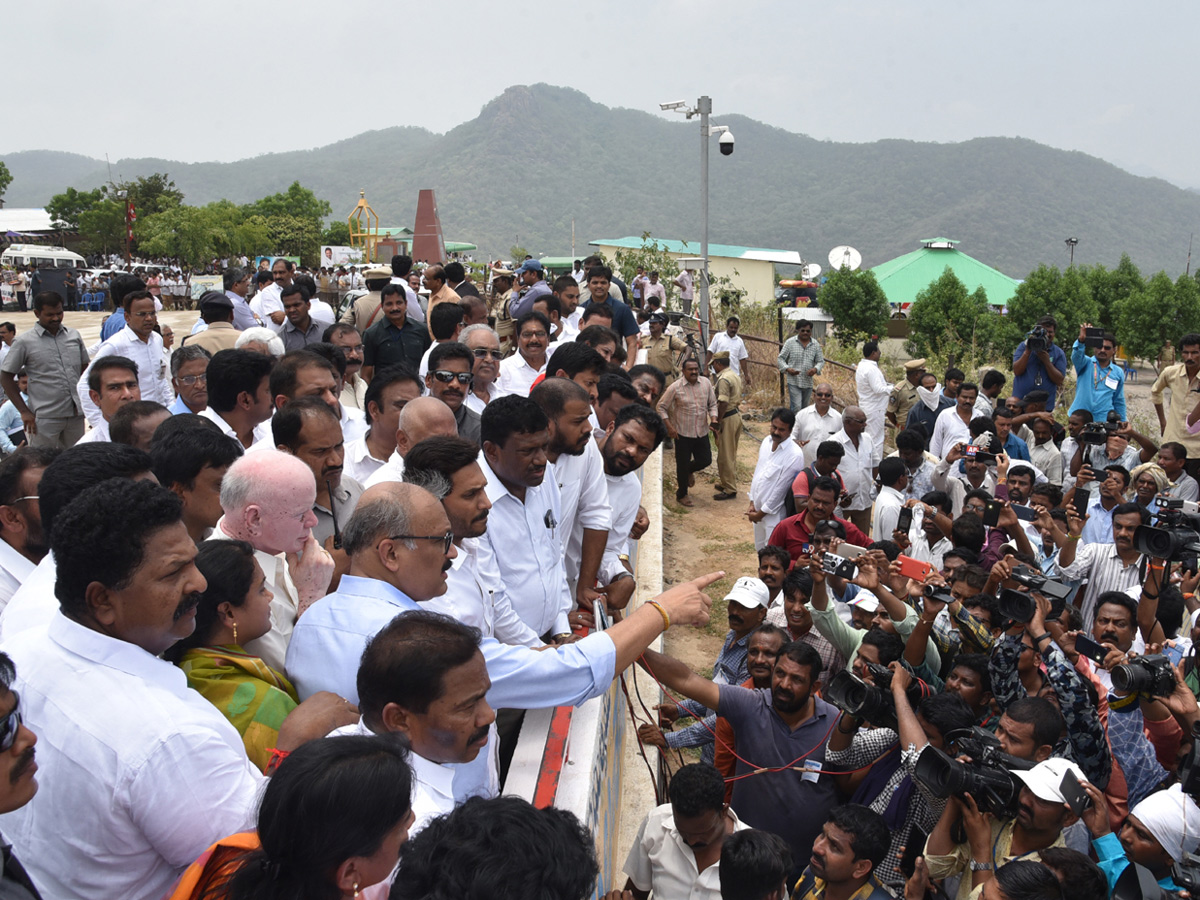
166, 539, 300, 771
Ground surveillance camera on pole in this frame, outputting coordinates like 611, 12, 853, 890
719, 131, 735, 156
659, 100, 688, 111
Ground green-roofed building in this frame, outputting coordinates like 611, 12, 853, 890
871, 238, 1019, 310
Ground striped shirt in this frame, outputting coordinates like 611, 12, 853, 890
657, 376, 718, 439
776, 336, 825, 389
1057, 542, 1144, 630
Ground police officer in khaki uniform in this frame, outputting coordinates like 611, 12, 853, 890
644, 313, 687, 380
712, 351, 743, 500
886, 358, 926, 431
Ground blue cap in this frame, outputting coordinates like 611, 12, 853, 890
515, 259, 544, 274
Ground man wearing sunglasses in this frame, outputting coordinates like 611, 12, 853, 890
424, 343, 481, 444
0, 652, 43, 899
462, 325, 503, 415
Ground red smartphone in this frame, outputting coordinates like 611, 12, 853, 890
897, 555, 934, 582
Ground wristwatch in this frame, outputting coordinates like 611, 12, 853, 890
969, 860, 994, 872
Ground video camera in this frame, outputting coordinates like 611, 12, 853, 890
995, 566, 1074, 623
1133, 498, 1200, 560
1026, 325, 1051, 353
1078, 410, 1123, 445
912, 726, 1034, 818
823, 664, 933, 732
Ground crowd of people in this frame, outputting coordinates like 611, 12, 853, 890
0, 247, 1198, 900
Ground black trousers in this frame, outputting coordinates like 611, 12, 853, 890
674, 434, 712, 498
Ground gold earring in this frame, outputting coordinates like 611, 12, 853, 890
232, 622, 238, 645
353, 884, 360, 898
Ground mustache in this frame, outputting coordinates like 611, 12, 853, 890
441, 559, 453, 573
174, 592, 202, 622
469, 725, 490, 747
11, 746, 34, 784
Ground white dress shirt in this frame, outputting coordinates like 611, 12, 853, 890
832, 429, 881, 512
600, 472, 642, 585
364, 450, 406, 488
624, 805, 749, 900
75, 418, 110, 443
78, 325, 171, 426
0, 614, 262, 900
929, 406, 973, 460
250, 283, 283, 332
475, 457, 573, 637
749, 435, 806, 550
706, 332, 749, 376
199, 406, 271, 449
495, 353, 546, 397
465, 382, 502, 416
424, 538, 543, 648
553, 442, 612, 587
791, 405, 843, 466
0, 537, 35, 614
854, 358, 892, 455
340, 403, 368, 442
872, 484, 906, 541
210, 521, 299, 675
343, 435, 389, 486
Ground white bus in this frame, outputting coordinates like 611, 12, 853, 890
1, 244, 87, 269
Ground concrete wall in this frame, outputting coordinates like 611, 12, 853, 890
506, 447, 665, 897
593, 243, 778, 306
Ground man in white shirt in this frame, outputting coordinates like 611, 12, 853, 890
363, 397, 459, 489
270, 349, 367, 443
475, 395, 574, 641
250, 258, 292, 331
78, 291, 170, 426
343, 366, 423, 486
748, 408, 806, 550
929, 381, 979, 460
624, 763, 748, 900
0, 479, 267, 900
325, 323, 368, 411
76, 356, 141, 444
462, 324, 504, 415
871, 457, 908, 541
706, 316, 751, 387
791, 383, 843, 466
0, 448, 53, 613
854, 340, 892, 457
832, 406, 881, 535
210, 450, 335, 674
495, 311, 549, 397
201, 348, 276, 450
674, 268, 695, 315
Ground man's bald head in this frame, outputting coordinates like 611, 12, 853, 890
218, 449, 318, 554
397, 396, 458, 457
842, 405, 868, 437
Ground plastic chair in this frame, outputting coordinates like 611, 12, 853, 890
1121, 358, 1137, 383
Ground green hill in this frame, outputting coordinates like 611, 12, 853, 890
5, 84, 1200, 277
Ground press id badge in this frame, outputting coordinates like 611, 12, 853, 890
802, 759, 822, 783
1105, 376, 1119, 390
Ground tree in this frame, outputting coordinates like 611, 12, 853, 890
46, 186, 107, 231
611, 232, 682, 300
267, 214, 322, 266
321, 220, 352, 246
120, 173, 184, 217
1116, 271, 1200, 365
1006, 263, 1099, 350
906, 267, 1003, 358
815, 266, 890, 344
0, 161, 11, 203
509, 245, 530, 264
76, 199, 128, 256
136, 206, 222, 268
1081, 254, 1143, 334
243, 182, 331, 223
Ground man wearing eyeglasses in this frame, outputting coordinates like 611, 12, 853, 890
222, 265, 260, 330
77, 290, 171, 429
168, 345, 210, 415
462, 325, 503, 415
496, 311, 551, 398
425, 343, 481, 444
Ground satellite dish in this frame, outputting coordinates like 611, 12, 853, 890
828, 245, 862, 271
801, 262, 822, 280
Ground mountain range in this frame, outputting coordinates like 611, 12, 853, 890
4, 83, 1200, 278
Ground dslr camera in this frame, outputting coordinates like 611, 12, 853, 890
824, 664, 932, 732
913, 727, 1034, 818
1111, 654, 1177, 698
996, 567, 1074, 624
1133, 498, 1200, 560
1026, 325, 1050, 353
1078, 410, 1122, 445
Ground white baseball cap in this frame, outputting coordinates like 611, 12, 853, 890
849, 592, 881, 614
1013, 758, 1085, 804
724, 576, 770, 610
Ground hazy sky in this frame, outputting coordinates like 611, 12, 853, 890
8, 1, 1197, 188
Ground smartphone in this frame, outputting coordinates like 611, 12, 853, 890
1075, 634, 1109, 665
897, 555, 934, 582
896, 507, 914, 534
838, 544, 868, 560
983, 499, 1003, 528
1084, 326, 1105, 349
899, 824, 929, 880
1073, 485, 1090, 517
1060, 768, 1092, 816
1011, 504, 1038, 522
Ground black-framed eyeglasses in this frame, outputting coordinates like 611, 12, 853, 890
0, 692, 21, 752
472, 348, 504, 360
389, 531, 454, 554
431, 370, 473, 385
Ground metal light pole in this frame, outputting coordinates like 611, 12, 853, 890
698, 95, 712, 350
1065, 237, 1078, 267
